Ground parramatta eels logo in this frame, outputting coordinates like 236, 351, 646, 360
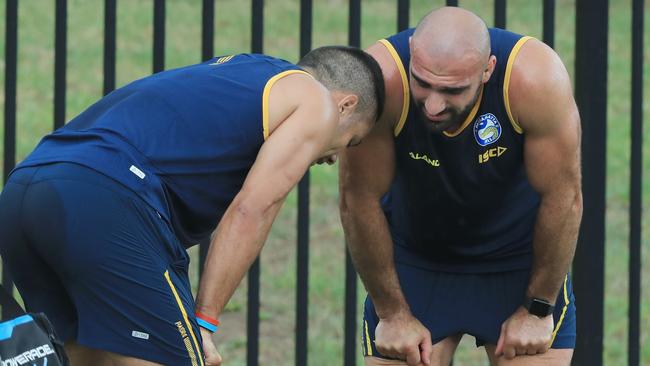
473, 113, 502, 146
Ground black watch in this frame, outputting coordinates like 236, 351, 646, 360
523, 297, 555, 317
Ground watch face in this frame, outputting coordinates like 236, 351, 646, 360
528, 298, 553, 317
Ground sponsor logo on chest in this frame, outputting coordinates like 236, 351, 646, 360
474, 113, 508, 163
474, 113, 502, 146
408, 152, 440, 167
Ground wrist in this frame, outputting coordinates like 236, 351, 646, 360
522, 296, 555, 318
196, 311, 220, 333
375, 301, 412, 320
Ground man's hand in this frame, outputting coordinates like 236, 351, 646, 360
374, 311, 432, 366
200, 327, 222, 366
495, 306, 554, 360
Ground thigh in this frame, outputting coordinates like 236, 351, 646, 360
65, 342, 164, 366
361, 265, 440, 359
362, 264, 469, 360
0, 170, 78, 341
478, 273, 575, 350
548, 275, 576, 349
21, 164, 205, 366
364, 335, 462, 366
363, 266, 528, 353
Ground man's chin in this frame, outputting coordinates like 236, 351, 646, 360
424, 118, 456, 133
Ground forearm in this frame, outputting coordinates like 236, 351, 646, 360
527, 189, 582, 303
195, 198, 282, 318
340, 199, 409, 318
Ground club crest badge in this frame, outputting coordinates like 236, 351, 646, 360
474, 113, 502, 146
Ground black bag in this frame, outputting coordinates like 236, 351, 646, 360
0, 284, 69, 366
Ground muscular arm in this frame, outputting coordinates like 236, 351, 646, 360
339, 114, 407, 316
339, 42, 431, 365
195, 75, 337, 319
511, 39, 583, 304
339, 41, 408, 318
492, 39, 582, 360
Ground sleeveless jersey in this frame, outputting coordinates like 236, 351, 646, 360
381, 28, 539, 273
17, 54, 307, 246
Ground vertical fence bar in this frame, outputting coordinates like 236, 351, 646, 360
198, 1, 215, 280
542, 0, 555, 48
251, 0, 263, 53
397, 0, 409, 31
494, 0, 506, 28
103, 0, 116, 95
446, 0, 458, 7
2, 0, 18, 311
54, 0, 67, 130
573, 0, 607, 365
153, 0, 165, 73
201, 0, 214, 62
296, 1, 312, 365
246, 2, 264, 366
344, 2, 361, 364
628, 0, 644, 365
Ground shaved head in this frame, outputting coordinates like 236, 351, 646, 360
407, 7, 495, 134
412, 7, 491, 74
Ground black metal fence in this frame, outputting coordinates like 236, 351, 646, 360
1, 1, 645, 365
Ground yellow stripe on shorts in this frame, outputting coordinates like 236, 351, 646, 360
550, 275, 570, 345
364, 320, 373, 356
164, 270, 205, 366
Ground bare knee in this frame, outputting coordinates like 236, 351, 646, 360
485, 345, 573, 366
365, 335, 462, 366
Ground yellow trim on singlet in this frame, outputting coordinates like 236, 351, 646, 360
262, 70, 312, 140
442, 86, 484, 137
364, 320, 373, 356
164, 270, 204, 366
378, 39, 410, 137
550, 275, 570, 345
503, 36, 534, 135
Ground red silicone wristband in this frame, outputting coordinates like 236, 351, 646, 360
195, 312, 220, 326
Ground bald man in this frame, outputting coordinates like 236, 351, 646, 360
340, 7, 581, 366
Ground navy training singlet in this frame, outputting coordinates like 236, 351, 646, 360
16, 54, 307, 246
381, 28, 539, 273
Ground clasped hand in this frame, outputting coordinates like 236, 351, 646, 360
200, 327, 223, 366
374, 311, 433, 366
495, 306, 554, 359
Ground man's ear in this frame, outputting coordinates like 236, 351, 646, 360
338, 94, 359, 118
483, 55, 497, 83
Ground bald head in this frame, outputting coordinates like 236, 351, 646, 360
412, 7, 491, 73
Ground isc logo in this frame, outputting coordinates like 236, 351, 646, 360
478, 146, 507, 163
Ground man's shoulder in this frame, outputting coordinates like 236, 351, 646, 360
365, 38, 410, 133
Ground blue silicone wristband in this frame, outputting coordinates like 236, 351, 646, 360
196, 317, 218, 333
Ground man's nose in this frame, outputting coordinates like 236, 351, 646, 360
424, 93, 445, 116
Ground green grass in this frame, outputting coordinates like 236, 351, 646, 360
1, 0, 649, 365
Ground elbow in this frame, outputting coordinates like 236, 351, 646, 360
339, 189, 354, 226
231, 192, 279, 223
339, 186, 367, 228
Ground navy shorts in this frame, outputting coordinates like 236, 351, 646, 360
0, 163, 205, 365
362, 262, 576, 358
